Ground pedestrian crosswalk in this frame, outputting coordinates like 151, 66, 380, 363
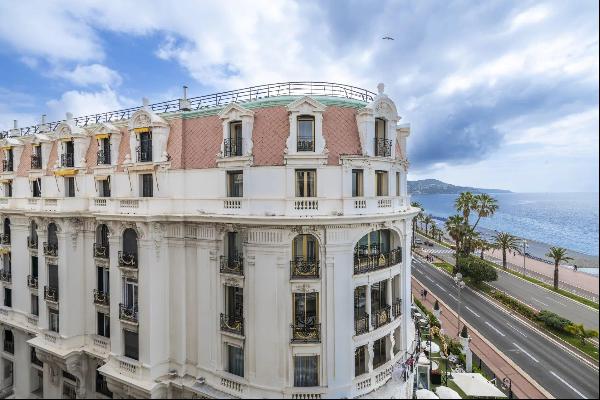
423, 248, 454, 254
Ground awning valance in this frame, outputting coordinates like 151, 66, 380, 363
134, 127, 150, 134
95, 133, 110, 139
0, 179, 12, 183
54, 169, 77, 177
1, 146, 12, 150
94, 175, 110, 181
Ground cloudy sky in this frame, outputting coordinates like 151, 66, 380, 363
0, 0, 597, 192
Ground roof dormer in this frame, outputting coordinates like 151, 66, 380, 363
53, 113, 91, 171
218, 103, 254, 165
88, 122, 122, 171
285, 96, 328, 164
0, 120, 24, 176
125, 98, 170, 164
356, 83, 400, 158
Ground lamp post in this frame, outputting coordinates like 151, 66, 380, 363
454, 273, 465, 337
521, 240, 528, 277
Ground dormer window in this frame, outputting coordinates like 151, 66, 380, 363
297, 116, 315, 152
2, 148, 13, 172
136, 131, 153, 163
374, 118, 390, 157
61, 141, 74, 168
225, 121, 243, 157
97, 137, 111, 165
31, 145, 42, 169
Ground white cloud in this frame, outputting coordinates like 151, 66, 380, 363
509, 4, 551, 31
46, 88, 135, 120
53, 64, 123, 87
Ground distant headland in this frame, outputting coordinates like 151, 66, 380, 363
408, 179, 512, 195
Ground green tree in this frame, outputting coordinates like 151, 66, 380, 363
546, 247, 574, 291
565, 323, 599, 345
463, 194, 499, 253
455, 192, 476, 224
458, 256, 498, 284
445, 215, 466, 265
411, 202, 423, 248
493, 232, 520, 269
423, 214, 433, 236
430, 222, 439, 241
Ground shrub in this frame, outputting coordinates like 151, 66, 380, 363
489, 290, 539, 320
458, 256, 498, 284
537, 310, 572, 332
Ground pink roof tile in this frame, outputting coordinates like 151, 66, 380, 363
85, 137, 98, 172
116, 128, 130, 172
46, 142, 57, 175
182, 115, 223, 169
16, 143, 32, 177
252, 106, 290, 166
166, 118, 183, 169
322, 106, 362, 164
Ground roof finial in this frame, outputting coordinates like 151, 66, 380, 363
183, 85, 188, 100
143, 97, 150, 109
377, 83, 385, 95
13, 120, 18, 129
41, 114, 46, 125
66, 112, 73, 122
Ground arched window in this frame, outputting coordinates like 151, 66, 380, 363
94, 224, 110, 258
354, 229, 401, 274
119, 228, 138, 267
290, 234, 320, 279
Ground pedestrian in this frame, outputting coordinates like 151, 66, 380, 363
423, 290, 428, 299
574, 264, 578, 272
420, 289, 424, 299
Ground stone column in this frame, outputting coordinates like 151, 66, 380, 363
366, 283, 372, 331
108, 230, 122, 356
12, 330, 32, 398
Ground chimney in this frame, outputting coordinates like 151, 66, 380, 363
142, 97, 150, 110
66, 112, 74, 123
179, 85, 191, 111
9, 120, 19, 138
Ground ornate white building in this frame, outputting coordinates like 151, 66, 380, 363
0, 82, 417, 399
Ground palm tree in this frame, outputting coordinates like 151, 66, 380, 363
430, 222, 438, 242
463, 193, 499, 254
492, 232, 520, 269
546, 247, 574, 291
411, 202, 423, 248
455, 192, 476, 224
423, 215, 433, 236
445, 215, 466, 262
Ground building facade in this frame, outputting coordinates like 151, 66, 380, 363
0, 82, 417, 399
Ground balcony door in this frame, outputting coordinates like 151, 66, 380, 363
48, 264, 58, 289
293, 292, 318, 328
225, 286, 243, 319
139, 132, 152, 162
226, 232, 241, 260
370, 280, 387, 311
292, 234, 318, 263
123, 280, 138, 309
97, 267, 109, 293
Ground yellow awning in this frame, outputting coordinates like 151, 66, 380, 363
0, 247, 10, 255
94, 175, 109, 180
95, 133, 110, 139
1, 146, 12, 150
59, 137, 73, 142
134, 127, 150, 134
0, 179, 12, 183
54, 169, 77, 177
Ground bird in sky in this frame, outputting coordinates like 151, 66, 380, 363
382, 36, 394, 40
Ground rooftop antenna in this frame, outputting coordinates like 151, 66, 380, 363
179, 85, 191, 111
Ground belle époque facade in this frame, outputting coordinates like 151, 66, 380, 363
0, 82, 417, 399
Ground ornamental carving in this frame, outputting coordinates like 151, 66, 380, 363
132, 112, 151, 128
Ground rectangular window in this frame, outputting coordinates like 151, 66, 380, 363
354, 286, 367, 317
138, 132, 152, 162
294, 355, 319, 387
32, 145, 42, 169
99, 138, 111, 164
2, 182, 11, 197
226, 231, 241, 259
297, 116, 315, 152
123, 330, 139, 360
355, 345, 367, 377
31, 294, 39, 316
3, 288, 11, 307
123, 280, 138, 309
293, 292, 318, 327
97, 312, 110, 338
48, 264, 59, 289
225, 285, 243, 318
99, 178, 111, 197
65, 177, 75, 197
227, 121, 243, 157
396, 172, 400, 196
31, 256, 38, 278
295, 169, 316, 198
140, 174, 153, 197
97, 267, 109, 293
372, 337, 387, 369
32, 178, 42, 197
371, 280, 388, 311
375, 171, 388, 196
227, 345, 244, 377
49, 309, 59, 333
352, 169, 363, 197
227, 171, 243, 197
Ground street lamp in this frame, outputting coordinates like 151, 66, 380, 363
521, 240, 528, 277
454, 273, 465, 337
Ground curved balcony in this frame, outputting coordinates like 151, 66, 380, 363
93, 243, 109, 259
43, 242, 58, 257
93, 289, 110, 306
353, 247, 402, 275
354, 313, 370, 336
118, 251, 137, 268
27, 275, 38, 289
44, 286, 59, 303
290, 322, 321, 343
371, 306, 391, 330
219, 255, 244, 276
220, 313, 244, 336
290, 257, 320, 280
27, 236, 38, 250
119, 303, 138, 324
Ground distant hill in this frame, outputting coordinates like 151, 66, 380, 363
408, 179, 511, 195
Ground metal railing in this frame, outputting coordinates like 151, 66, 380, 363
93, 289, 110, 306
118, 251, 137, 268
223, 137, 243, 157
27, 236, 38, 249
31, 348, 43, 367
136, 146, 152, 162
60, 153, 74, 168
290, 322, 321, 343
2, 159, 13, 172
0, 269, 11, 283
219, 255, 244, 276
354, 313, 370, 335
31, 154, 42, 169
27, 275, 38, 289
353, 247, 402, 275
44, 286, 59, 303
220, 313, 244, 336
96, 149, 111, 165
0, 233, 9, 245
93, 243, 109, 259
2, 82, 376, 138
119, 303, 138, 323
297, 140, 315, 152
374, 138, 392, 157
290, 257, 320, 280
392, 299, 402, 318
43, 242, 58, 257
371, 306, 391, 329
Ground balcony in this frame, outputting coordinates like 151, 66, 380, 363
371, 306, 391, 329
93, 243, 109, 259
290, 322, 321, 343
31, 348, 43, 367
0, 270, 11, 284
297, 140, 314, 152
1, 159, 13, 172
27, 236, 38, 250
43, 242, 58, 257
96, 149, 111, 165
3, 340, 14, 354
44, 286, 59, 303
392, 299, 402, 318
93, 289, 110, 306
374, 138, 392, 157
136, 146, 152, 163
354, 313, 370, 336
220, 313, 244, 336
223, 137, 243, 157
118, 251, 137, 268
60, 153, 74, 168
0, 233, 9, 245
31, 154, 42, 169
219, 255, 243, 276
290, 257, 320, 280
27, 275, 38, 289
353, 247, 402, 275
119, 303, 138, 324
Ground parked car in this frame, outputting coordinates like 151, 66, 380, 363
415, 239, 424, 245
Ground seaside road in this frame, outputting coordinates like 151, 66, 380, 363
417, 234, 599, 330
412, 257, 600, 399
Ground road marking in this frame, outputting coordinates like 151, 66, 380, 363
506, 323, 527, 338
513, 342, 539, 363
448, 294, 457, 301
465, 306, 481, 318
550, 371, 587, 398
425, 276, 434, 283
484, 321, 506, 337
435, 284, 447, 292
532, 298, 549, 307
545, 296, 567, 307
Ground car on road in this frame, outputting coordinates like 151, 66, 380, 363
415, 238, 423, 245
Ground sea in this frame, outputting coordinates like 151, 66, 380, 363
412, 192, 599, 261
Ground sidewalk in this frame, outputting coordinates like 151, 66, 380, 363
412, 278, 551, 399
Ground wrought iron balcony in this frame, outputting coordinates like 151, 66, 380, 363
3, 340, 14, 354
44, 286, 59, 303
223, 137, 243, 157
220, 313, 244, 336
31, 348, 43, 367
43, 242, 58, 257
27, 275, 38, 289
290, 257, 320, 280
297, 140, 314, 152
392, 299, 402, 318
27, 236, 38, 249
136, 146, 152, 162
1, 159, 13, 172
96, 149, 111, 165
371, 306, 391, 329
374, 138, 392, 157
60, 153, 74, 168
31, 154, 42, 169
119, 303, 138, 323
354, 313, 370, 336
93, 243, 109, 259
353, 247, 402, 275
0, 233, 9, 245
219, 255, 244, 276
93, 289, 110, 306
290, 322, 321, 343
118, 251, 137, 268
0, 269, 11, 283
